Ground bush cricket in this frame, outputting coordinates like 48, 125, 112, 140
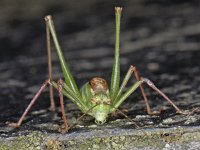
8, 7, 186, 133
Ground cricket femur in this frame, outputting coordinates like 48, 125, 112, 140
89, 77, 108, 93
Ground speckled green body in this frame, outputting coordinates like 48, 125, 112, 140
47, 7, 145, 125
8, 6, 184, 132
47, 7, 147, 127
80, 81, 113, 124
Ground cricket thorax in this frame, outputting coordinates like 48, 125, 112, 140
89, 77, 111, 104
89, 77, 108, 93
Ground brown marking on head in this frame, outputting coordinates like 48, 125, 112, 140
89, 77, 108, 93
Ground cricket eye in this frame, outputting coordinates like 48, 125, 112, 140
95, 119, 106, 125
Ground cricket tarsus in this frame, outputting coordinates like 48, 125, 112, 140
8, 7, 188, 133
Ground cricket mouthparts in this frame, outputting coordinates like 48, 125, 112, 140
94, 112, 108, 125
95, 118, 107, 125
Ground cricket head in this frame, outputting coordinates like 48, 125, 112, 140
89, 77, 111, 124
93, 104, 111, 124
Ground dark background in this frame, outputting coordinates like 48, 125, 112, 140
0, 0, 200, 134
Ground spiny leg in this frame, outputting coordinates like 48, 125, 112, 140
110, 7, 122, 100
114, 66, 150, 111
46, 19, 55, 112
114, 65, 172, 115
7, 79, 51, 128
7, 79, 74, 130
114, 66, 143, 102
57, 79, 69, 133
113, 78, 185, 114
45, 15, 80, 96
112, 65, 134, 116
143, 78, 184, 114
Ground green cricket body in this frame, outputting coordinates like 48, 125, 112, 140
47, 7, 144, 125
81, 77, 112, 124
8, 7, 184, 132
